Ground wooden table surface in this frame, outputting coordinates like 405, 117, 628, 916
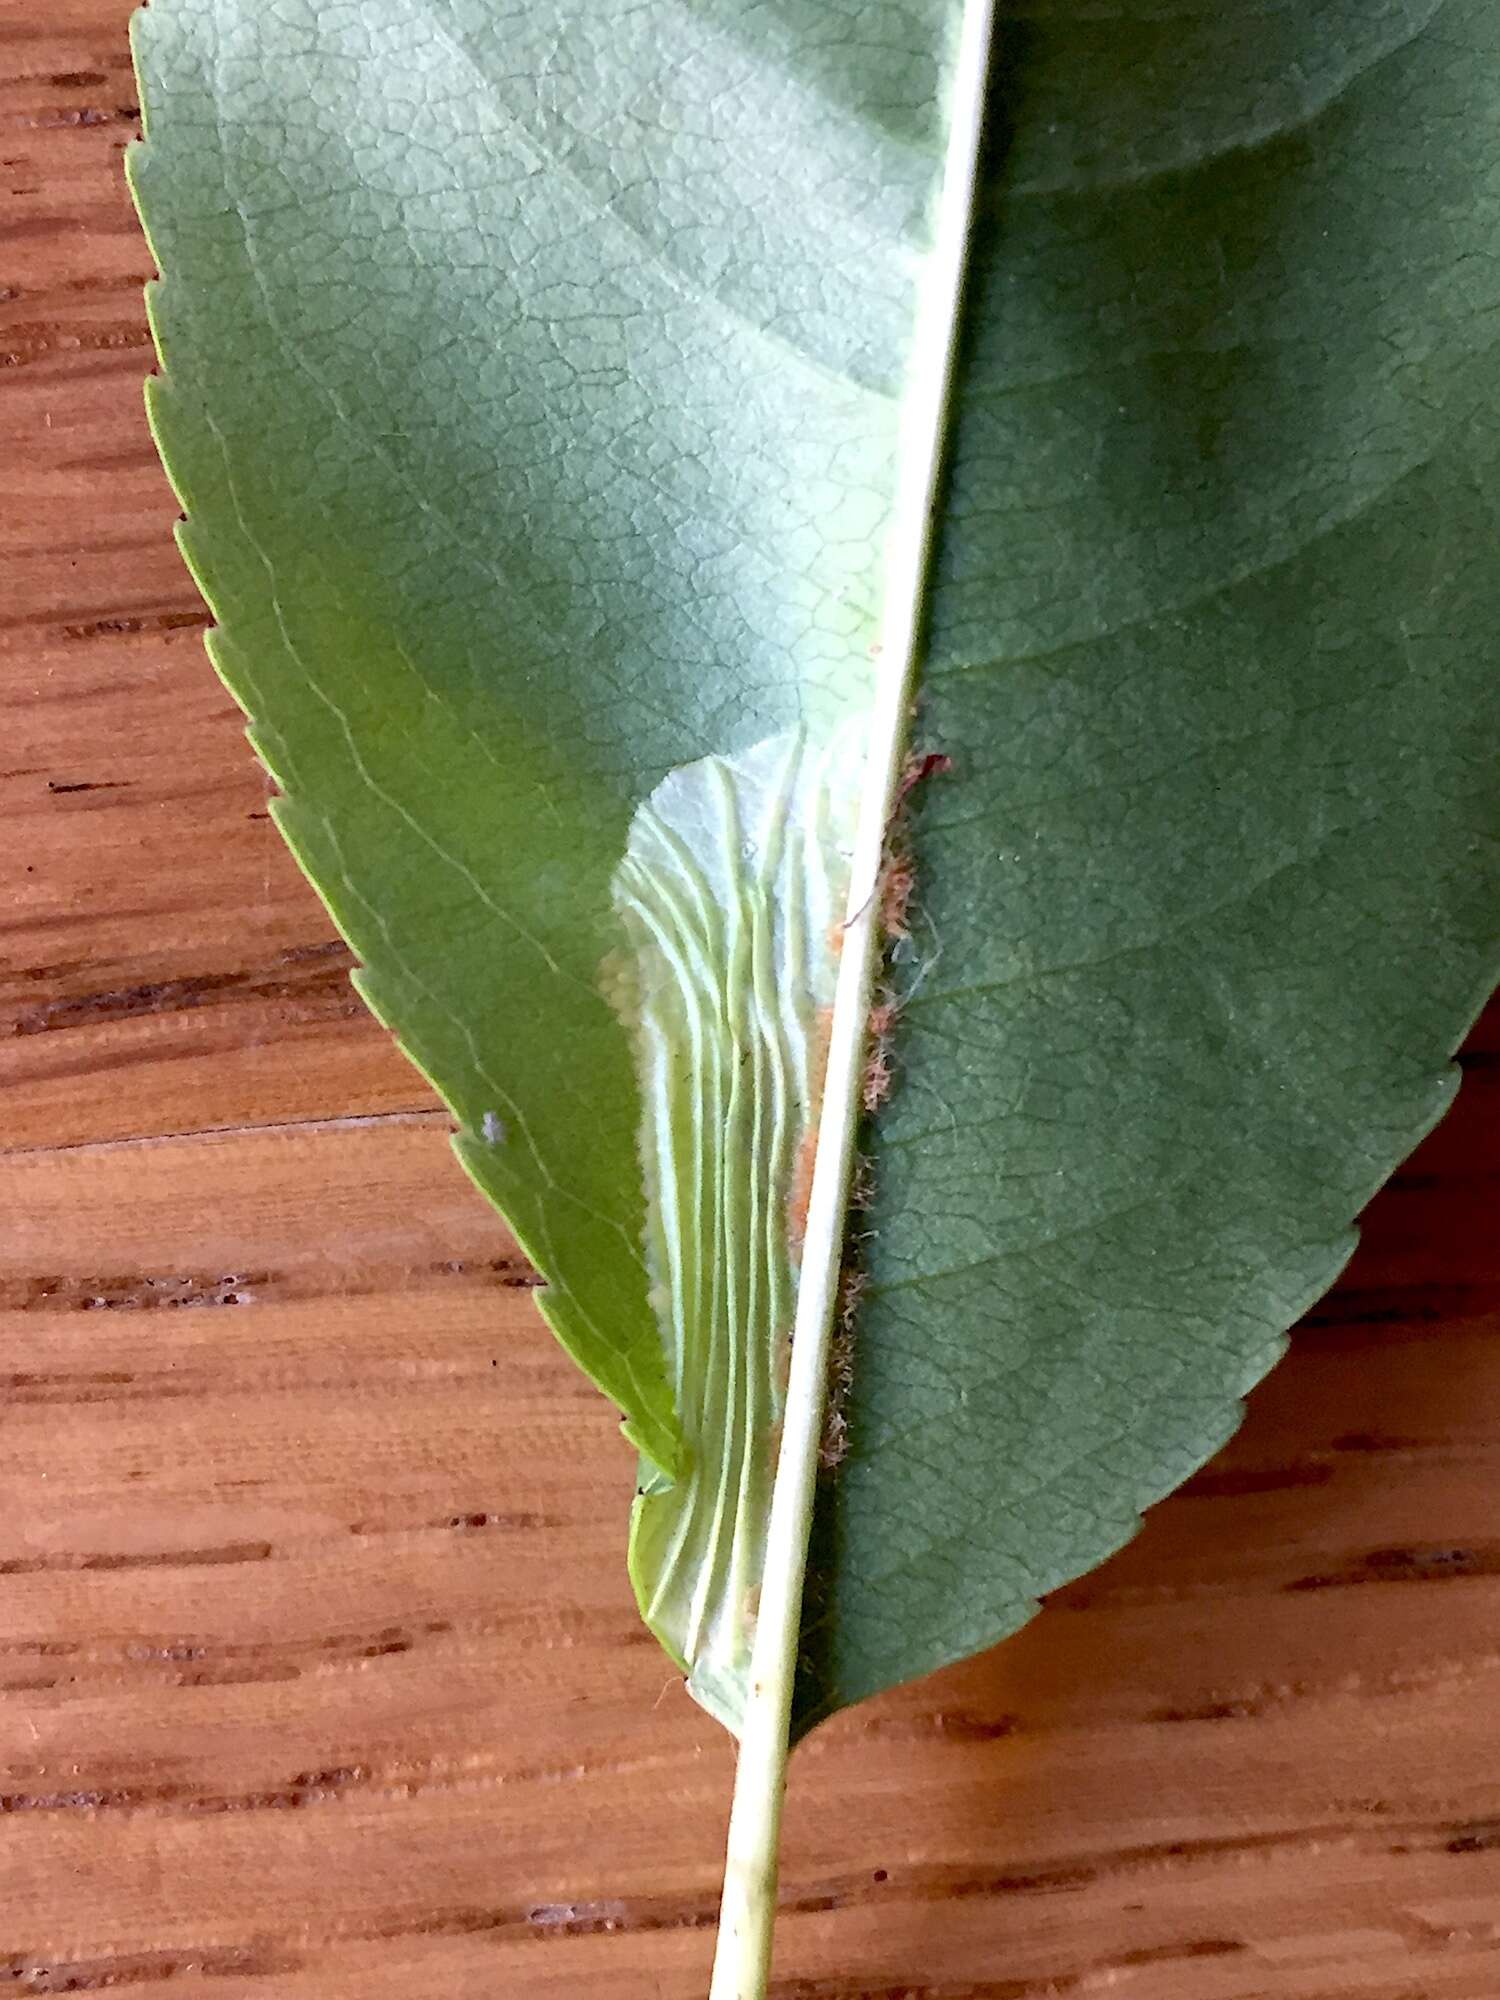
4, 6, 1500, 1996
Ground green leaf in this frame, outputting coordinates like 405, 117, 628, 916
130, 0, 1498, 1782
796, 0, 1500, 1727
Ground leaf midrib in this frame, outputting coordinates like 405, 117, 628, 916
707, 2, 999, 1988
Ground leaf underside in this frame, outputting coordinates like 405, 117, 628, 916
131, 0, 1500, 1736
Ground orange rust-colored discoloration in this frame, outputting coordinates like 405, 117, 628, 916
863, 982, 899, 1117
787, 1004, 836, 1254
820, 1269, 865, 1470
878, 853, 916, 942
894, 748, 954, 809
787, 1128, 818, 1253
790, 748, 947, 1326
876, 753, 949, 945
862, 1040, 893, 1115
820, 1397, 849, 1472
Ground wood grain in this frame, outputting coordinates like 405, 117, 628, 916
4, 8, 1500, 1995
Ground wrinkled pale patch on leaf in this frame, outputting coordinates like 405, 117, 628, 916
605, 730, 860, 1730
